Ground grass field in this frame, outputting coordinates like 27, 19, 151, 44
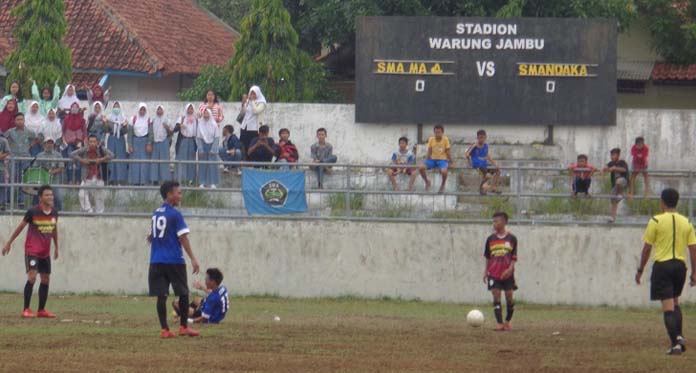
1, 294, 695, 372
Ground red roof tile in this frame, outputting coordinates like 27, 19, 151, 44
72, 73, 103, 88
0, 0, 238, 76
652, 63, 696, 81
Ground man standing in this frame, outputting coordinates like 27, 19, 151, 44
70, 135, 114, 213
1, 185, 59, 318
149, 181, 201, 338
636, 188, 696, 355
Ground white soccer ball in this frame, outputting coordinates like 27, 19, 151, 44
466, 309, 485, 327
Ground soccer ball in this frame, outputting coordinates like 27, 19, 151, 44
466, 309, 485, 327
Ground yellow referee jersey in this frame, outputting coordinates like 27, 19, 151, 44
643, 212, 696, 263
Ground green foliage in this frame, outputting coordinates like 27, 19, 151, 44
228, 0, 331, 102
4, 0, 72, 97
328, 192, 365, 213
482, 196, 516, 218
638, 0, 696, 64
179, 65, 233, 102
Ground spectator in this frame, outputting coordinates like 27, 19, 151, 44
235, 94, 247, 124
104, 101, 128, 185
0, 80, 25, 113
25, 101, 46, 157
85, 83, 111, 109
239, 86, 267, 158
40, 109, 63, 151
629, 136, 650, 200
196, 109, 220, 188
311, 128, 338, 189
388, 136, 418, 191
70, 135, 114, 213
62, 102, 87, 184
175, 103, 198, 184
466, 129, 501, 195
198, 90, 224, 151
603, 148, 628, 223
219, 125, 242, 174
30, 79, 60, 116
57, 84, 80, 119
36, 138, 65, 209
127, 103, 152, 186
568, 154, 597, 197
0, 135, 9, 209
247, 125, 277, 164
275, 128, 299, 171
150, 105, 173, 184
87, 101, 108, 143
418, 125, 452, 194
6, 113, 37, 207
0, 99, 18, 136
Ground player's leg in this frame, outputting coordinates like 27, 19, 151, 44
661, 298, 681, 354
23, 257, 38, 317
171, 264, 198, 336
672, 261, 687, 351
652, 262, 681, 354
674, 297, 686, 352
491, 288, 504, 330
36, 258, 55, 318
504, 289, 515, 330
148, 264, 175, 337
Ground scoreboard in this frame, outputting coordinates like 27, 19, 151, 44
355, 17, 617, 126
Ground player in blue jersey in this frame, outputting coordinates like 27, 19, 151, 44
148, 181, 201, 338
173, 268, 229, 324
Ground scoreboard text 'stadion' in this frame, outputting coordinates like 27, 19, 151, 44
355, 17, 617, 126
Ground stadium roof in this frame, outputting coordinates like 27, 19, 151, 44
652, 63, 696, 82
0, 0, 239, 78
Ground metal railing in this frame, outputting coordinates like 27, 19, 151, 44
1, 156, 693, 226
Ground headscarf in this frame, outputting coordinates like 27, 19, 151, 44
109, 101, 126, 138
58, 84, 79, 111
133, 102, 149, 137
92, 101, 104, 115
63, 102, 85, 131
152, 105, 170, 142
25, 101, 46, 133
179, 103, 197, 138
91, 84, 105, 103
42, 108, 62, 143
0, 98, 18, 133
196, 109, 216, 144
248, 85, 267, 104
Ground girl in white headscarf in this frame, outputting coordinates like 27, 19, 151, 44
196, 108, 220, 188
58, 84, 80, 115
25, 101, 46, 156
41, 108, 63, 150
88, 101, 108, 143
175, 103, 198, 183
239, 85, 267, 158
127, 103, 152, 185
105, 101, 128, 184
149, 105, 173, 183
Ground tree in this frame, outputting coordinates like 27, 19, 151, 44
179, 65, 232, 102
4, 0, 72, 97
228, 0, 329, 102
638, 0, 696, 64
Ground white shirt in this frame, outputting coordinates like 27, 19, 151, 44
179, 116, 197, 138
240, 101, 266, 131
152, 115, 171, 142
133, 115, 149, 137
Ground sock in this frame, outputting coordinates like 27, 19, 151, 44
157, 296, 168, 330
493, 302, 503, 324
179, 294, 189, 328
675, 305, 683, 337
23, 281, 34, 310
38, 283, 49, 310
506, 303, 515, 322
664, 311, 678, 346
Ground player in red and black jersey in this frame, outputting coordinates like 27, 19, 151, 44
483, 211, 518, 331
2, 185, 59, 318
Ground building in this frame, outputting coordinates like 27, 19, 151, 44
0, 0, 239, 101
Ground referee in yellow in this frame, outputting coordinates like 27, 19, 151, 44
636, 188, 696, 355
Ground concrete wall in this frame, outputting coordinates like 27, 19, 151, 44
109, 74, 194, 102
105, 101, 696, 170
0, 216, 690, 306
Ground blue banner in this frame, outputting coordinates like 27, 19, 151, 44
242, 169, 308, 215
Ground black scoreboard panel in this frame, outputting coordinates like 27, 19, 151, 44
355, 17, 617, 125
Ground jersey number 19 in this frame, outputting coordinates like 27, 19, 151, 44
152, 216, 167, 238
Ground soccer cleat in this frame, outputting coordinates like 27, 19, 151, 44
494, 324, 505, 332
179, 326, 200, 337
21, 308, 35, 318
160, 329, 177, 339
503, 322, 512, 331
677, 336, 686, 352
666, 345, 683, 356
36, 310, 56, 318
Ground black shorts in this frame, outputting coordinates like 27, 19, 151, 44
476, 167, 497, 177
487, 276, 518, 291
25, 255, 51, 274
148, 263, 189, 297
650, 259, 687, 301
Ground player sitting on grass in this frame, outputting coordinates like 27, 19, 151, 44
483, 211, 517, 331
466, 129, 501, 195
418, 125, 452, 193
636, 188, 696, 355
173, 267, 229, 324
568, 154, 597, 197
